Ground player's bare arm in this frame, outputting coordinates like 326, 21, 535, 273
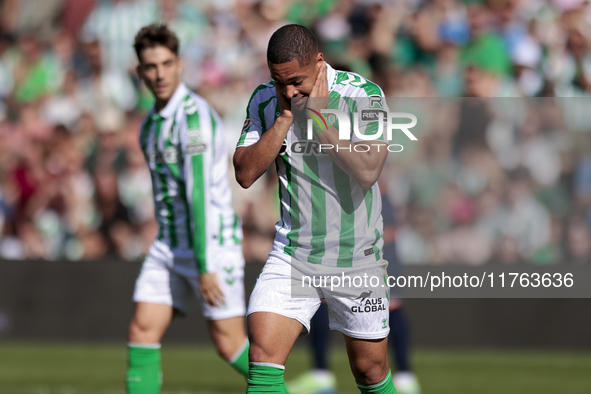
233, 87, 292, 189
308, 62, 388, 189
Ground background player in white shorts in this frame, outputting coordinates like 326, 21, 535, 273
126, 24, 248, 394
234, 24, 397, 394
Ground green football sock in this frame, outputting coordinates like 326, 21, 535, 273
246, 362, 287, 393
229, 338, 249, 378
126, 343, 162, 394
356, 370, 397, 394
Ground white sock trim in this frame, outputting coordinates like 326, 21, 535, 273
357, 370, 392, 390
250, 362, 285, 370
229, 337, 249, 364
127, 342, 161, 349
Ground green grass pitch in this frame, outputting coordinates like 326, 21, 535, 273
0, 342, 590, 394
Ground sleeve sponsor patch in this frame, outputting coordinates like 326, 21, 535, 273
361, 95, 387, 123
361, 109, 387, 122
241, 118, 252, 135
368, 95, 384, 109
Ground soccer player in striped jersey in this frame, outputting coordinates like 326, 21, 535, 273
125, 24, 248, 393
234, 25, 397, 394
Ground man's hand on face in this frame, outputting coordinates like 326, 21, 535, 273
276, 85, 293, 120
307, 61, 329, 113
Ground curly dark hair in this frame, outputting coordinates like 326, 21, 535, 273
133, 23, 179, 62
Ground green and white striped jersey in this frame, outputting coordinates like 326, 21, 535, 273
237, 64, 386, 267
141, 84, 242, 273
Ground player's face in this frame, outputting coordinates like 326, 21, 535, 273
137, 45, 182, 105
269, 53, 323, 102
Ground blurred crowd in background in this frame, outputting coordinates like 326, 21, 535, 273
0, 0, 591, 264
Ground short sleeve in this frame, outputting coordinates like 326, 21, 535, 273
236, 84, 271, 148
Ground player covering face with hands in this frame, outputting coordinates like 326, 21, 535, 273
235, 24, 397, 394
126, 24, 249, 394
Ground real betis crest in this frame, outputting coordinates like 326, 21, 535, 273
187, 129, 202, 143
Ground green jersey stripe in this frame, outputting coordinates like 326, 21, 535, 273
155, 116, 178, 247
364, 188, 373, 227
190, 153, 207, 272
210, 110, 217, 162
372, 228, 381, 260
185, 106, 208, 272
232, 215, 241, 244
358, 81, 382, 96
237, 129, 247, 146
164, 119, 181, 179
219, 214, 224, 246
283, 159, 301, 257
303, 153, 326, 264
210, 111, 217, 138
343, 97, 357, 113
258, 97, 274, 133
332, 164, 355, 267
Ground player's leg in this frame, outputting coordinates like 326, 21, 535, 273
248, 311, 304, 393
206, 316, 249, 377
287, 302, 336, 394
128, 302, 174, 343
127, 244, 191, 394
325, 285, 395, 394
126, 302, 173, 394
246, 255, 322, 393
344, 335, 397, 394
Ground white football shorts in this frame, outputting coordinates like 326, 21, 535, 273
247, 252, 390, 340
133, 239, 245, 320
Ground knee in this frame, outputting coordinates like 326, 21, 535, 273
248, 342, 275, 363
214, 339, 238, 361
128, 319, 160, 344
350, 355, 389, 385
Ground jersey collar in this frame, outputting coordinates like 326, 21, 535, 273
326, 63, 336, 92
158, 83, 188, 119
